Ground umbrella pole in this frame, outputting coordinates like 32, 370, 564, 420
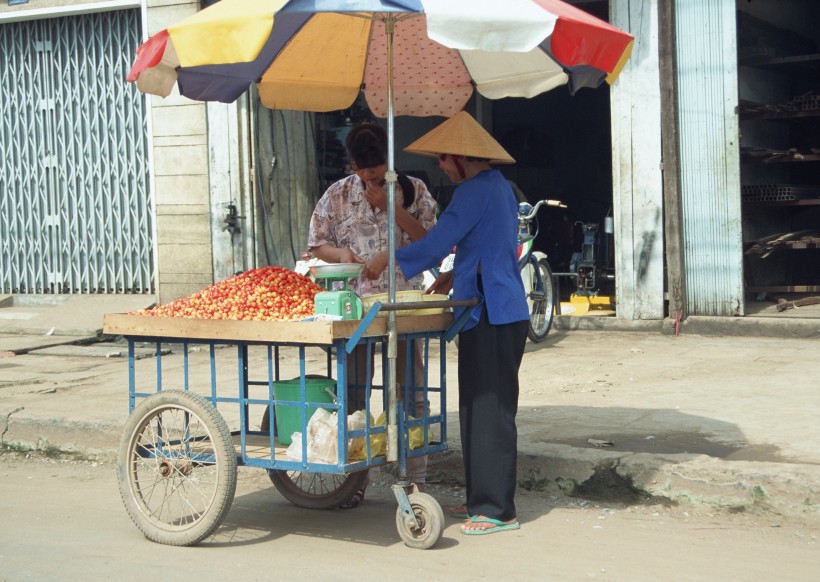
384, 16, 399, 464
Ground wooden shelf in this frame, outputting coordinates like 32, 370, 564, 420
742, 198, 820, 207
741, 153, 820, 164
745, 239, 820, 250
747, 285, 820, 293
740, 109, 820, 121
740, 52, 820, 72
739, 46, 820, 295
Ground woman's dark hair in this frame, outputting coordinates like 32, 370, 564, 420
345, 122, 414, 209
345, 123, 387, 170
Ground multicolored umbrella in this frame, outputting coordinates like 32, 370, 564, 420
127, 0, 635, 334
127, 0, 634, 463
128, 0, 634, 118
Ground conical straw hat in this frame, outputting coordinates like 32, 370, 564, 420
404, 111, 515, 164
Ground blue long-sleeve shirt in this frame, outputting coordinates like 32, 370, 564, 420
396, 169, 529, 331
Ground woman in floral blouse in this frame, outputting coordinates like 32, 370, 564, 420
308, 123, 437, 508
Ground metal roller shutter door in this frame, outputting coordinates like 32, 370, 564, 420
0, 9, 153, 294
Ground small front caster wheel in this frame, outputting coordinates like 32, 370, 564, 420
395, 492, 444, 549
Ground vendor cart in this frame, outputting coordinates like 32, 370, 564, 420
104, 300, 472, 549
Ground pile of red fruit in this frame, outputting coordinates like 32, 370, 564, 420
132, 266, 323, 321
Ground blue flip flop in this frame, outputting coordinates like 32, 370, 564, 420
461, 516, 521, 535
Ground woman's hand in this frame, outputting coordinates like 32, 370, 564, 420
363, 251, 389, 280
364, 182, 404, 211
364, 181, 389, 210
312, 244, 363, 265
337, 247, 365, 264
426, 270, 453, 295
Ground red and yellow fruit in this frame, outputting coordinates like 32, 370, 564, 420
132, 266, 322, 321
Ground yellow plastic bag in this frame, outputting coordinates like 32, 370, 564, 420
346, 410, 367, 460
347, 410, 433, 461
364, 411, 431, 457
407, 414, 432, 451
369, 412, 387, 458
347, 412, 385, 461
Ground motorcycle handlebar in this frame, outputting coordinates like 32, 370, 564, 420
522, 198, 567, 220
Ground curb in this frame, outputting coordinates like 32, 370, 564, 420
552, 314, 819, 339
553, 316, 663, 333
0, 416, 122, 463
676, 315, 820, 338
515, 444, 820, 521
4, 416, 819, 522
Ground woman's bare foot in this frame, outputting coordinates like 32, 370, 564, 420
460, 515, 520, 535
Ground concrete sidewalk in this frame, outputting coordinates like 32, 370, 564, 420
0, 293, 154, 352
0, 295, 819, 522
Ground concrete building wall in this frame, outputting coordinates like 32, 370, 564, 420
143, 0, 214, 304
610, 0, 666, 320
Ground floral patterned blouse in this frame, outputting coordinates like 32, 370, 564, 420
308, 173, 437, 296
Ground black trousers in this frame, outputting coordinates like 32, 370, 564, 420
458, 304, 528, 521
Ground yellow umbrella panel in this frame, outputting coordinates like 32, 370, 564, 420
258, 13, 372, 112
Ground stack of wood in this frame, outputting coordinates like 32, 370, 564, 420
775, 296, 820, 312
741, 147, 820, 164
746, 229, 820, 258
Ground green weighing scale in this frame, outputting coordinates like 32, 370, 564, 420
310, 263, 364, 320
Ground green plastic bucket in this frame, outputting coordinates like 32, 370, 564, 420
274, 376, 336, 445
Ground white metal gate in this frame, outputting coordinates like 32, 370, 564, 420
0, 9, 153, 294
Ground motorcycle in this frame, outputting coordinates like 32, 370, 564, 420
425, 198, 565, 343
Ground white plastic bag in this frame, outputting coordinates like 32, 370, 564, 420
306, 408, 338, 464
285, 433, 303, 460
304, 408, 373, 463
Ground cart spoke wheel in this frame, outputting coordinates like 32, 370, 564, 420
395, 492, 444, 549
268, 469, 368, 510
118, 391, 237, 546
260, 406, 368, 509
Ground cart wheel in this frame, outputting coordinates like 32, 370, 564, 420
268, 469, 368, 510
395, 492, 444, 550
117, 390, 237, 546
259, 406, 368, 509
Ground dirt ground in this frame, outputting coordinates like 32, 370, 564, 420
1, 451, 817, 582
2, 326, 819, 582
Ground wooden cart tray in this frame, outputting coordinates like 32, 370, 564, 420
103, 312, 454, 345
237, 434, 290, 461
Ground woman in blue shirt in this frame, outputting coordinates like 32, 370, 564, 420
364, 112, 529, 535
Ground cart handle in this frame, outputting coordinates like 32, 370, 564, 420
373, 298, 477, 311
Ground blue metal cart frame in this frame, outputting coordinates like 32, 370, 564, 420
108, 301, 471, 549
